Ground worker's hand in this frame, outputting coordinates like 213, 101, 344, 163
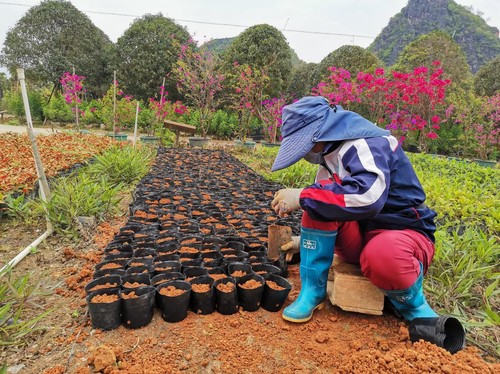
281, 236, 300, 262
271, 188, 303, 217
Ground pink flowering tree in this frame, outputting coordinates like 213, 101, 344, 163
313, 61, 452, 152
172, 39, 225, 139
469, 94, 500, 160
148, 85, 189, 136
259, 96, 286, 143
229, 62, 270, 141
60, 71, 85, 128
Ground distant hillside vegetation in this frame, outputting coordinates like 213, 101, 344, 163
369, 0, 500, 72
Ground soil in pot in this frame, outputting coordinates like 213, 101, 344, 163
120, 286, 156, 329
85, 275, 122, 294
189, 276, 215, 315
156, 280, 192, 323
260, 274, 292, 312
214, 277, 238, 315
87, 289, 122, 330
237, 274, 265, 312
93, 267, 126, 279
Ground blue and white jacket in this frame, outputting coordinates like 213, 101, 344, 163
299, 108, 437, 242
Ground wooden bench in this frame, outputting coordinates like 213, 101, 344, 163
0, 111, 6, 122
164, 119, 197, 146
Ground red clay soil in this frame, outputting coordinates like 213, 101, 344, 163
60, 266, 498, 374
2, 224, 498, 374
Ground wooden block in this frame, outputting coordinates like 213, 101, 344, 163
326, 256, 384, 315
267, 224, 292, 260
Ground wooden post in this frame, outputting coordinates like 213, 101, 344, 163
133, 101, 139, 148
267, 224, 292, 261
113, 70, 117, 135
73, 66, 79, 130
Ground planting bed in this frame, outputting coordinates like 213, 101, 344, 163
0, 132, 116, 195
2, 148, 498, 373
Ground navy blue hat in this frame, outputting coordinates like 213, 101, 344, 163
271, 96, 331, 171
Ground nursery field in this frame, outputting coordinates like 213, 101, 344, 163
0, 142, 499, 373
0, 132, 116, 196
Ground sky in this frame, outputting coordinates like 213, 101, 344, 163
0, 0, 499, 69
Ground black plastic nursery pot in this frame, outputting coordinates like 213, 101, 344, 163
120, 286, 156, 329
156, 280, 192, 323
214, 277, 239, 315
227, 262, 253, 280
87, 288, 121, 330
183, 266, 208, 280
409, 316, 466, 354
93, 268, 126, 279
126, 265, 155, 276
121, 273, 151, 290
152, 272, 185, 287
85, 275, 122, 295
251, 264, 281, 280
189, 275, 216, 315
236, 273, 265, 312
260, 274, 292, 312
154, 260, 182, 274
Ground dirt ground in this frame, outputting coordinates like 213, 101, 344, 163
1, 148, 499, 374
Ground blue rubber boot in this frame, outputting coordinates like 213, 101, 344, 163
282, 227, 337, 323
382, 262, 438, 321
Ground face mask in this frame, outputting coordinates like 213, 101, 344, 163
303, 150, 324, 165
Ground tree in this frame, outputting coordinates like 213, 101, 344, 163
0, 0, 113, 96
228, 62, 269, 141
114, 14, 190, 101
474, 56, 500, 97
171, 40, 225, 139
311, 45, 382, 87
222, 24, 292, 97
286, 62, 317, 100
393, 31, 472, 93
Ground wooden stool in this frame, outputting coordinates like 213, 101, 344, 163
326, 256, 384, 315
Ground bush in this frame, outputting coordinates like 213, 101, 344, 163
0, 268, 52, 346
42, 93, 73, 123
37, 172, 123, 236
87, 145, 156, 186
210, 110, 238, 139
3, 88, 43, 121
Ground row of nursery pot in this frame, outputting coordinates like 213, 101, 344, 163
85, 263, 291, 330
90, 148, 300, 327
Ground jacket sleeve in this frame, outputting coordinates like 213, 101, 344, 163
299, 138, 392, 222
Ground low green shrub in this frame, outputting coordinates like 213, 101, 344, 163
42, 93, 73, 123
87, 145, 156, 186
0, 268, 52, 346
36, 172, 123, 236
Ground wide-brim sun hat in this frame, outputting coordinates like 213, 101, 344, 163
271, 96, 331, 172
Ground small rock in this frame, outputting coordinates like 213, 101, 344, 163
229, 320, 239, 328
185, 353, 192, 361
314, 333, 329, 343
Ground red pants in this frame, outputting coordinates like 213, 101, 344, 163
301, 212, 435, 290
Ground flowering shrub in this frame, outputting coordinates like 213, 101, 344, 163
230, 62, 270, 141
172, 39, 225, 138
60, 72, 85, 125
148, 85, 189, 136
313, 61, 452, 152
470, 94, 500, 160
260, 97, 286, 143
